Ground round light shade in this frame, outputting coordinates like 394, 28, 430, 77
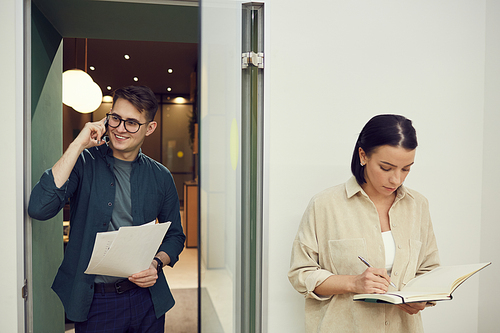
63, 69, 103, 113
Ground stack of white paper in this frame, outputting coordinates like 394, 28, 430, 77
84, 221, 171, 277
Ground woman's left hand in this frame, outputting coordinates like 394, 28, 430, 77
395, 302, 426, 315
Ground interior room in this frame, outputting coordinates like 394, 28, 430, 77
62, 37, 199, 332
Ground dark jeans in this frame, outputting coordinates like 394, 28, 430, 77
75, 286, 165, 333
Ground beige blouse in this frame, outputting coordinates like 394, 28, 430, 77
288, 177, 440, 332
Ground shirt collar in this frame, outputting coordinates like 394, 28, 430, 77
95, 144, 145, 165
346, 176, 365, 198
345, 175, 414, 201
395, 183, 414, 202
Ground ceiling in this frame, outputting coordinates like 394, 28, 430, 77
63, 38, 198, 98
35, 0, 199, 97
33, 0, 198, 42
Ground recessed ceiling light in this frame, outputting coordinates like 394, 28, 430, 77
89, 66, 95, 71
133, 77, 139, 82
167, 87, 172, 92
168, 68, 173, 74
107, 86, 112, 90
102, 96, 113, 103
173, 97, 187, 104
124, 54, 130, 60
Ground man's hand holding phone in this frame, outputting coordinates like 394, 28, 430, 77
74, 117, 108, 150
52, 116, 108, 188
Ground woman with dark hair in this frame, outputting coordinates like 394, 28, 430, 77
288, 115, 439, 332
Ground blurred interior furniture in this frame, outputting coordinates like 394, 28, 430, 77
184, 180, 198, 248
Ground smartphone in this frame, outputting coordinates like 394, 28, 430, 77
101, 118, 109, 143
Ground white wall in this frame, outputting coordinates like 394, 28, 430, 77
0, 0, 25, 332
479, 0, 500, 332
265, 1, 489, 332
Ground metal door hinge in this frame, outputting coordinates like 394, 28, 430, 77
22, 279, 28, 300
242, 51, 264, 69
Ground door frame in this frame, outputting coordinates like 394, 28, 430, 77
23, 1, 199, 331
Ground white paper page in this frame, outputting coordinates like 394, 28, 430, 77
84, 221, 171, 277
404, 263, 490, 293
85, 230, 119, 272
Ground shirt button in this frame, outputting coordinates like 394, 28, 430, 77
111, 183, 114, 186
385, 321, 389, 326
392, 223, 396, 227
398, 245, 402, 249
394, 271, 399, 276
108, 202, 112, 206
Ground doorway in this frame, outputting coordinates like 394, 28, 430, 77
62, 38, 199, 333
29, 1, 262, 332
28, 1, 199, 332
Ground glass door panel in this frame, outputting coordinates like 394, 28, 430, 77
200, 1, 242, 332
200, 2, 264, 332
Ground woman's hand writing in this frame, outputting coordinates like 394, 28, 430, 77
352, 267, 390, 294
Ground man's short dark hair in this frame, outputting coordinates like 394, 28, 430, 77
112, 86, 159, 121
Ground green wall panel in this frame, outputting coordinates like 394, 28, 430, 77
31, 3, 65, 333
33, 0, 198, 43
32, 3, 62, 117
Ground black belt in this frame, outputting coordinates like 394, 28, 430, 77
94, 279, 138, 294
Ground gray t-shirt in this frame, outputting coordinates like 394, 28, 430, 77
94, 157, 133, 284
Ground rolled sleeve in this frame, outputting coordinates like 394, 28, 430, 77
288, 240, 334, 301
28, 169, 68, 220
304, 270, 334, 301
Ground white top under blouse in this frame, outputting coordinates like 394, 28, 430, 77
382, 230, 396, 273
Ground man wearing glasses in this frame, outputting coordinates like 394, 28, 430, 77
28, 86, 185, 332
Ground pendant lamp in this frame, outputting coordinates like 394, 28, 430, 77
62, 39, 102, 113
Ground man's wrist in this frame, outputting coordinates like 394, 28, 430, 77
69, 138, 87, 154
153, 257, 163, 274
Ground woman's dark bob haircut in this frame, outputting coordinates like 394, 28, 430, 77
351, 114, 418, 185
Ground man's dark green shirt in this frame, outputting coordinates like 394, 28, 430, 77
28, 144, 186, 322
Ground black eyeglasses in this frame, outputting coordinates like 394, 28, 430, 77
106, 113, 148, 133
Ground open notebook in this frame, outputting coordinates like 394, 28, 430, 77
353, 262, 491, 304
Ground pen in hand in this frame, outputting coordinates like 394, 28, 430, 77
358, 256, 397, 288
